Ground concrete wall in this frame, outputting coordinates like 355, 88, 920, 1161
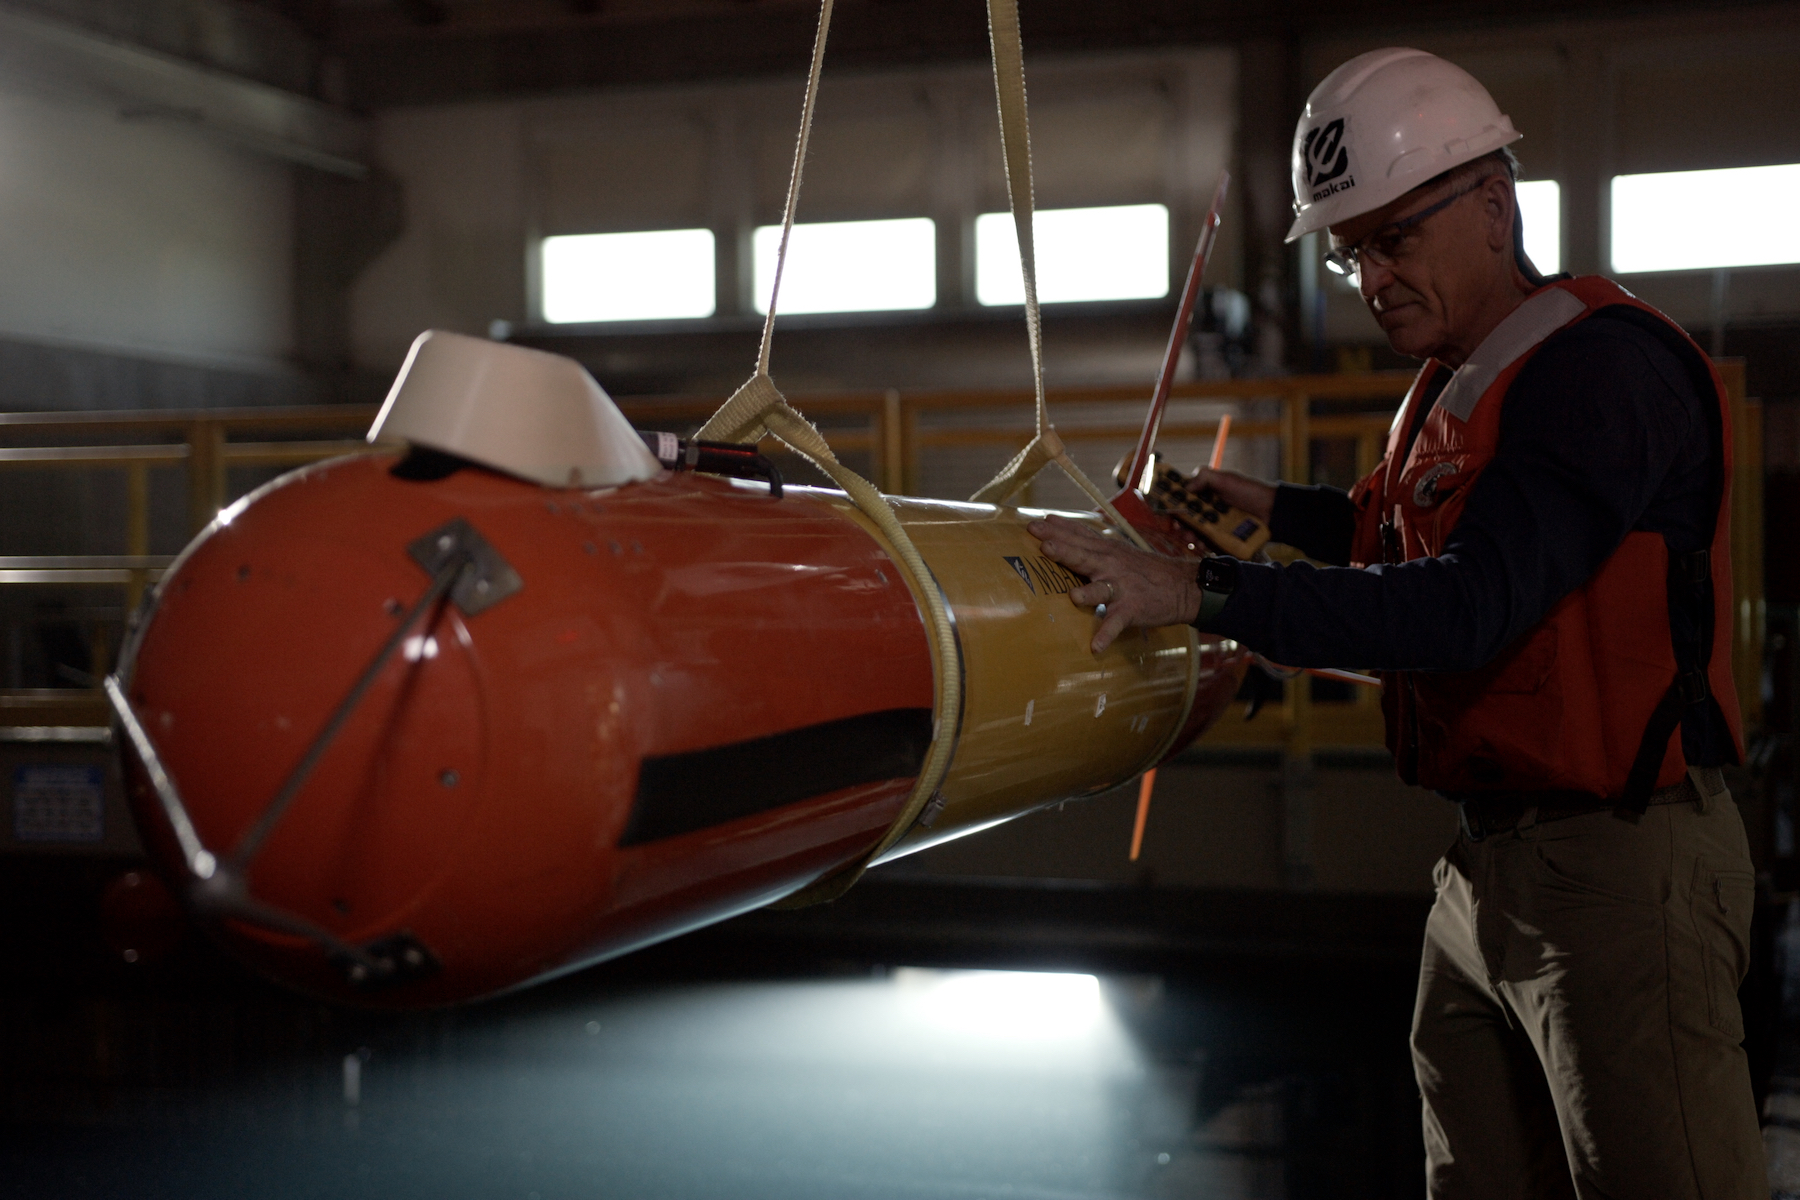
349, 97, 526, 378
352, 8, 1800, 401
14, 0, 325, 98
349, 47, 1241, 392
0, 87, 295, 376
0, 69, 304, 595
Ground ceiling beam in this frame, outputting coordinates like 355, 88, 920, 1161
332, 0, 1796, 108
0, 2, 369, 175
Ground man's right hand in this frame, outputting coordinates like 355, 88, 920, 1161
1186, 467, 1277, 524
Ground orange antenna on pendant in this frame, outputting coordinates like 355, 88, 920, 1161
1209, 413, 1232, 472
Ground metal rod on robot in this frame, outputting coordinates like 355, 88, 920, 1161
227, 550, 470, 871
1121, 174, 1230, 499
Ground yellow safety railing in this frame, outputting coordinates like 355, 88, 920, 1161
0, 406, 384, 725
0, 363, 1760, 757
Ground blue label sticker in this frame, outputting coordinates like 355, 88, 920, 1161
13, 764, 105, 843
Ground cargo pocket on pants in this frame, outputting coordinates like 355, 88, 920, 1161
1691, 859, 1755, 1039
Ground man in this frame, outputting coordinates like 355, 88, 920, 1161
1031, 47, 1765, 1199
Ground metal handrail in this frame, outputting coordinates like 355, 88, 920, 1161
0, 405, 381, 432
0, 365, 1761, 759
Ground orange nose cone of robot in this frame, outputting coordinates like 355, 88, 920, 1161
119, 452, 936, 1006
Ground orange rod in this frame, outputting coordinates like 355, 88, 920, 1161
1209, 414, 1232, 471
1128, 768, 1156, 861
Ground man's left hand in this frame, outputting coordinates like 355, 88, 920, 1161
1027, 515, 1204, 654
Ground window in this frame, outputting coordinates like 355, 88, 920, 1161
540, 229, 717, 323
1611, 164, 1800, 273
1515, 180, 1561, 276
752, 217, 936, 315
976, 203, 1169, 306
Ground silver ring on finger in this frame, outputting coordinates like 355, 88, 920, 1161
1101, 580, 1116, 605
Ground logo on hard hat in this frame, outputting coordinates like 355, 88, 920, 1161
1303, 119, 1353, 189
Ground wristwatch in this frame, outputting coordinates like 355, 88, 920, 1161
1193, 555, 1239, 626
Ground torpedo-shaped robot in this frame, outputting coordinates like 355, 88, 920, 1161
110, 0, 1255, 1006
109, 328, 1249, 1007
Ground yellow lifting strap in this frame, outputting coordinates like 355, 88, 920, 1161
697, 0, 957, 906
967, 0, 1150, 551
696, 0, 1152, 906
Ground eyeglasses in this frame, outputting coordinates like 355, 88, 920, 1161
1323, 180, 1486, 279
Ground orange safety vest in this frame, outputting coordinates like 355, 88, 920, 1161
1347, 276, 1743, 809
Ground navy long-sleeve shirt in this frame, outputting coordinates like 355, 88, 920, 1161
1208, 313, 1730, 764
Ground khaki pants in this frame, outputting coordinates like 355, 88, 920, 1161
1413, 771, 1766, 1199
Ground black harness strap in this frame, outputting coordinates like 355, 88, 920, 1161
1597, 299, 1740, 817
1618, 546, 1714, 817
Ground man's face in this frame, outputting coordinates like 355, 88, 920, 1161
1326, 171, 1512, 361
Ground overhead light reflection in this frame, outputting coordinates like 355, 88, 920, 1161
894, 968, 1104, 1040
214, 495, 251, 528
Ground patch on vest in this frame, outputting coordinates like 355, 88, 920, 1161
1412, 463, 1458, 507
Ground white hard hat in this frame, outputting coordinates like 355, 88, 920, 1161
1285, 48, 1521, 243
